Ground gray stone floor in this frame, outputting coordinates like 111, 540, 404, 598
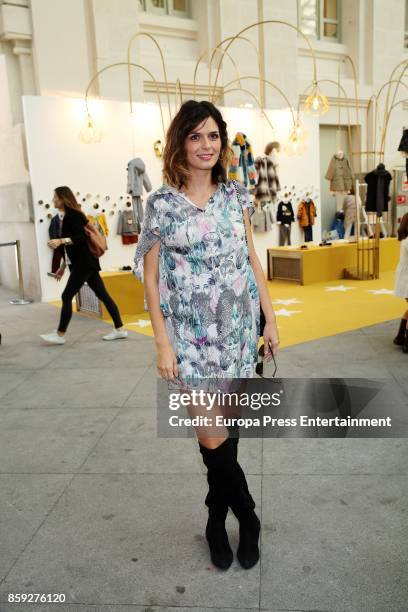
0, 286, 407, 612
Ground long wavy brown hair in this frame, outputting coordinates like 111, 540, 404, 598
162, 100, 232, 189
397, 212, 408, 241
54, 186, 86, 218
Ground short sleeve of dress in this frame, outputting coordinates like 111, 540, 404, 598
233, 180, 255, 220
133, 193, 161, 283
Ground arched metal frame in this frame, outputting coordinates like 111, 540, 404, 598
208, 19, 319, 104
84, 61, 166, 139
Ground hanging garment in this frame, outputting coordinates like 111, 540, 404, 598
279, 224, 291, 246
87, 213, 109, 237
297, 199, 317, 227
122, 234, 138, 245
127, 158, 152, 198
49, 214, 64, 273
251, 206, 273, 232
364, 164, 392, 216
254, 155, 280, 202
263, 202, 275, 226
398, 128, 408, 153
397, 128, 408, 177
277, 201, 295, 225
228, 132, 257, 187
117, 209, 140, 245
131, 195, 144, 228
325, 154, 353, 192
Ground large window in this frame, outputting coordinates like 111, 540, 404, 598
298, 0, 340, 42
138, 0, 191, 18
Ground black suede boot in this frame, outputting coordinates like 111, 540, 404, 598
393, 318, 407, 345
236, 509, 261, 569
199, 437, 261, 570
202, 443, 233, 570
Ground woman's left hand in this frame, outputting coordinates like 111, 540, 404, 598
48, 239, 62, 249
263, 321, 280, 359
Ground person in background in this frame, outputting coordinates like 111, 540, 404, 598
393, 212, 408, 352
40, 186, 127, 345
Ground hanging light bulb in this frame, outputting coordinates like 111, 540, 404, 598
79, 114, 103, 144
285, 118, 308, 156
304, 81, 330, 116
292, 118, 308, 142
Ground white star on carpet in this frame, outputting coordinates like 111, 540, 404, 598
127, 319, 151, 327
273, 298, 303, 305
274, 308, 302, 317
367, 288, 394, 295
324, 285, 356, 292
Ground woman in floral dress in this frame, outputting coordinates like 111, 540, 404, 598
134, 100, 279, 571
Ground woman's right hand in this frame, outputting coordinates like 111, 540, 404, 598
156, 343, 179, 380
55, 267, 65, 281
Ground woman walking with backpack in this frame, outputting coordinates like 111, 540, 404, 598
41, 186, 127, 345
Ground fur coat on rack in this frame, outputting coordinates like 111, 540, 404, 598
254, 155, 280, 203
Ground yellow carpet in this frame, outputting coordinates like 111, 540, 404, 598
50, 270, 404, 348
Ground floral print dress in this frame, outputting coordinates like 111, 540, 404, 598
133, 179, 260, 384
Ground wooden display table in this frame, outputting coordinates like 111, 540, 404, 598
99, 270, 145, 317
267, 238, 399, 285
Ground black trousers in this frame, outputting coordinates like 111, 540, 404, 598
304, 225, 313, 242
58, 266, 123, 333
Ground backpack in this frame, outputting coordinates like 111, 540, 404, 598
84, 222, 108, 257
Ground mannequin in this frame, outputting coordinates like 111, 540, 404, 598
277, 192, 295, 245
364, 163, 392, 216
297, 192, 317, 242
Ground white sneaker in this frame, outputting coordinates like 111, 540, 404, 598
103, 328, 128, 341
40, 332, 66, 345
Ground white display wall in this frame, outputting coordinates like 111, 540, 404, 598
22, 95, 320, 302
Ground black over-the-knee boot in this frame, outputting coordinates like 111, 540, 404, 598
199, 436, 261, 570
204, 425, 240, 510
201, 436, 233, 570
